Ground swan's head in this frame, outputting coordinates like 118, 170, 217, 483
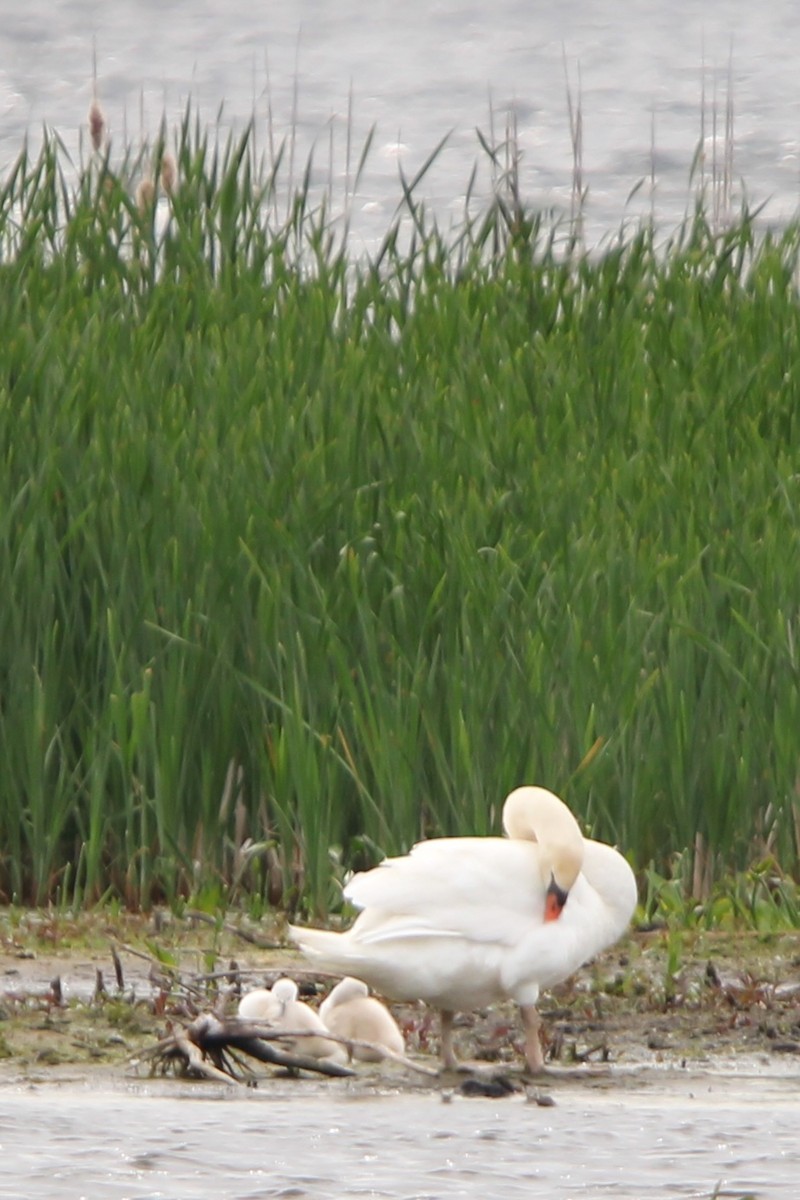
543, 843, 583, 921
502, 786, 584, 921
271, 978, 300, 1010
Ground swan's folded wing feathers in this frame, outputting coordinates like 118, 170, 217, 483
344, 837, 545, 929
350, 915, 465, 945
349, 907, 527, 948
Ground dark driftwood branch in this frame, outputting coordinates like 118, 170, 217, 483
228, 1017, 439, 1078
173, 1029, 242, 1084
199, 1016, 356, 1077
144, 1014, 357, 1082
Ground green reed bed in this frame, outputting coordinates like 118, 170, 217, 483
1, 118, 799, 914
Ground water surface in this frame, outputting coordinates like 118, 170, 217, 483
1, 1, 799, 246
2, 1066, 798, 1199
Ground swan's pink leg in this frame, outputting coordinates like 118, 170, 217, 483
439, 1009, 459, 1069
520, 1004, 545, 1073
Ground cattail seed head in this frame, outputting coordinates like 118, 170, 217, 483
88, 99, 105, 152
160, 153, 177, 196
135, 177, 156, 214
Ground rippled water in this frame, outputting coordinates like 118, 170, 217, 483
1, 1, 799, 246
2, 1069, 799, 1199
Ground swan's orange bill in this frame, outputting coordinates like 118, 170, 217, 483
544, 879, 568, 922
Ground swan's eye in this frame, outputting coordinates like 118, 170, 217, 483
544, 877, 568, 922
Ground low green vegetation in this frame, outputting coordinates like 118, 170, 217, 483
1, 111, 799, 915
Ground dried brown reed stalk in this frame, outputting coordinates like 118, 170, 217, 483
691, 831, 714, 901
694, 44, 736, 229
562, 48, 585, 249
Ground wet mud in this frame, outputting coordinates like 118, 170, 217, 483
1, 909, 799, 1089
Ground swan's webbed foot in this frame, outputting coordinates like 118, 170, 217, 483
437, 1010, 521, 1081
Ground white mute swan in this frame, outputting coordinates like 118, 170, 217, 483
290, 786, 637, 1073
319, 976, 405, 1062
238, 977, 347, 1064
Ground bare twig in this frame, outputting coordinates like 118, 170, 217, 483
112, 940, 205, 1001
182, 909, 283, 949
93, 968, 107, 1002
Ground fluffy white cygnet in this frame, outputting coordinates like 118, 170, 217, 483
236, 986, 282, 1022
319, 976, 405, 1062
239, 977, 347, 1064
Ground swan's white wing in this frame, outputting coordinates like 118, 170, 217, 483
344, 836, 545, 947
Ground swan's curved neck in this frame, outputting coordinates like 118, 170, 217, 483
501, 787, 580, 844
501, 786, 585, 893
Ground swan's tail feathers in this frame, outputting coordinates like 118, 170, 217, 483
288, 924, 354, 973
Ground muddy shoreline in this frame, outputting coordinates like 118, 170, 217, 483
2, 910, 799, 1094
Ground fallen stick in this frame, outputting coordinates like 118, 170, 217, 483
230, 1018, 439, 1078
171, 1028, 241, 1085
143, 1014, 357, 1081
199, 1015, 356, 1077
